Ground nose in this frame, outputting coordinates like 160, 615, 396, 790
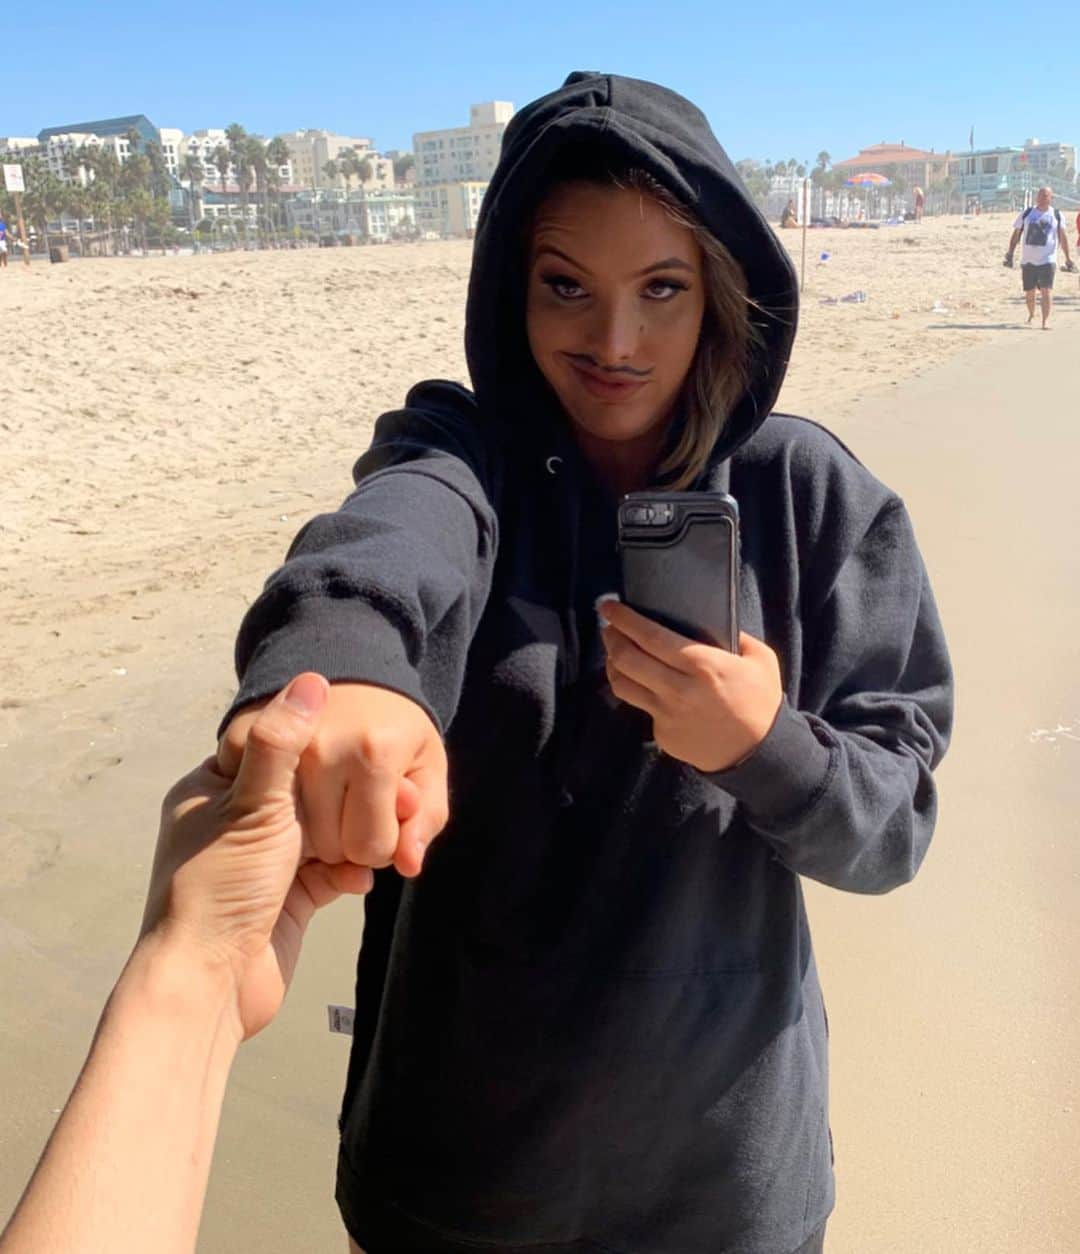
584, 295, 642, 367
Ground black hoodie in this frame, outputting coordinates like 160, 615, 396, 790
225, 73, 953, 1254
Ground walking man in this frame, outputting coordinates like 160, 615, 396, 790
1005, 186, 1075, 329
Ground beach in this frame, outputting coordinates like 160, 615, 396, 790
2, 213, 1078, 1251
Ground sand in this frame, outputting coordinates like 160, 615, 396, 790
1, 213, 1078, 1251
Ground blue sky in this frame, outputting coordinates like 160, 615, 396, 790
5, 1, 1075, 163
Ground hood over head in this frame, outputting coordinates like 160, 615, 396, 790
465, 71, 799, 469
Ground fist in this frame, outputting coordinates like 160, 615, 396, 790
219, 683, 449, 878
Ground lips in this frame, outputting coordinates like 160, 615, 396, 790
566, 358, 650, 401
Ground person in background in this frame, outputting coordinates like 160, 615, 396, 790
0, 213, 9, 267
1004, 186, 1075, 329
780, 197, 798, 228
913, 186, 925, 222
0, 674, 375, 1254
220, 71, 953, 1254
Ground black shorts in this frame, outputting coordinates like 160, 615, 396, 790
1022, 262, 1056, 291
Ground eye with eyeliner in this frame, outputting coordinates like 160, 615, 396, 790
539, 273, 690, 301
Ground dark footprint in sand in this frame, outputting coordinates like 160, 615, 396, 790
78, 754, 125, 785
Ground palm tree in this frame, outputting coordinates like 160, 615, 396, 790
264, 136, 291, 235
181, 152, 204, 235
84, 144, 121, 253
211, 144, 230, 197
235, 152, 255, 244
143, 139, 171, 200
244, 136, 269, 245
338, 148, 358, 198
392, 153, 414, 184
338, 149, 364, 230
59, 152, 92, 255
225, 124, 252, 242
211, 145, 231, 244
21, 156, 66, 257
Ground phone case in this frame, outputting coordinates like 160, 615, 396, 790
617, 491, 740, 651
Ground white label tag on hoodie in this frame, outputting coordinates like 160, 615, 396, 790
327, 1004, 355, 1036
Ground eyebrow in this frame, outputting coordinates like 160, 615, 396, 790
533, 246, 695, 277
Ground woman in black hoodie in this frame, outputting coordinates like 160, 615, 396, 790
221, 73, 953, 1254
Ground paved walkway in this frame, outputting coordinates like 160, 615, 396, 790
811, 297, 1080, 1252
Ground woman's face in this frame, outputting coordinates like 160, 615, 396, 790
526, 182, 706, 456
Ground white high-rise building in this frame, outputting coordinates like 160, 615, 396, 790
181, 130, 233, 185
41, 132, 128, 183
413, 101, 513, 187
278, 129, 381, 189
157, 127, 183, 176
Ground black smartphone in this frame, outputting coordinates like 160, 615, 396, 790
616, 491, 740, 651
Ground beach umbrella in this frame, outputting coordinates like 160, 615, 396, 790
843, 171, 892, 218
843, 172, 892, 187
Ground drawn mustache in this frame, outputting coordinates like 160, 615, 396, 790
567, 354, 653, 378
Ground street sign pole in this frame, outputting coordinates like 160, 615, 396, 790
2, 163, 31, 266
14, 192, 30, 266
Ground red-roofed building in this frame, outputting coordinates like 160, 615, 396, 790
834, 141, 950, 191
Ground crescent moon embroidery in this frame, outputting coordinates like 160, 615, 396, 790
545, 456, 563, 475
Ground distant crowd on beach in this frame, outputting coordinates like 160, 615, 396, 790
779, 184, 927, 230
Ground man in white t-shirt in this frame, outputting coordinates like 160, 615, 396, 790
1004, 186, 1076, 329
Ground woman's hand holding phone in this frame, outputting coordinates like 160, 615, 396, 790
599, 600, 783, 773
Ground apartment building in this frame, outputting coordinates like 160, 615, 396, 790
176, 129, 294, 202
39, 114, 158, 152
413, 101, 513, 187
415, 180, 489, 237
40, 131, 129, 182
181, 129, 230, 183
158, 127, 183, 176
35, 115, 172, 184
361, 188, 416, 240
279, 129, 382, 189
285, 186, 416, 240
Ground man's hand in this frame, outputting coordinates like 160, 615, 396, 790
218, 681, 449, 882
141, 674, 377, 1040
600, 601, 783, 773
1003, 252, 1015, 268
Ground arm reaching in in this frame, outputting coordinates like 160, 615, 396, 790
0, 674, 367, 1254
218, 386, 495, 878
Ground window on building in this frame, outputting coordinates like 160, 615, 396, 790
982, 157, 998, 174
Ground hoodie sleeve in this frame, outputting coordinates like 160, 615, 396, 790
220, 382, 499, 736
707, 498, 953, 894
